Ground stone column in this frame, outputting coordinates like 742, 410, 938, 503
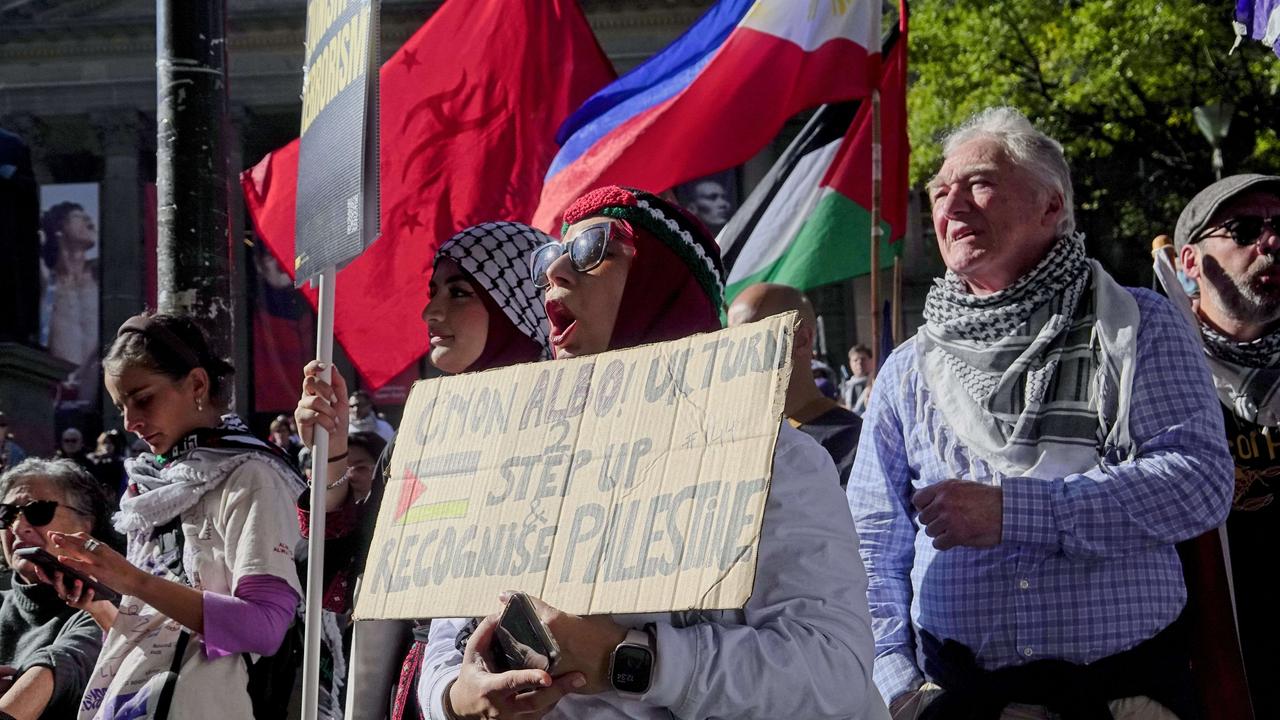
92, 110, 146, 430
0, 112, 43, 345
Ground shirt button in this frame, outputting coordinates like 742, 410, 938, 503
1018, 579, 1030, 590
1023, 647, 1034, 657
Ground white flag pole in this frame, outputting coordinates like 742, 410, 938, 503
302, 265, 337, 720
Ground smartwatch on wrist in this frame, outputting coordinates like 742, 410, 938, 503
608, 627, 655, 696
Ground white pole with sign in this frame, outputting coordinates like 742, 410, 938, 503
294, 0, 380, 717
302, 267, 336, 720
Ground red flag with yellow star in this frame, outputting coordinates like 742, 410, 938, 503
242, 0, 614, 389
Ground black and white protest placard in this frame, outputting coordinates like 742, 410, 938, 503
294, 0, 380, 284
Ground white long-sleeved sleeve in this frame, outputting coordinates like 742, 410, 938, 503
641, 425, 887, 719
418, 617, 467, 720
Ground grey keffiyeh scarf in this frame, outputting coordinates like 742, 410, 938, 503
918, 234, 1140, 478
114, 414, 302, 535
1200, 324, 1280, 426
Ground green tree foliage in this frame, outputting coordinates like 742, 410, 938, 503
909, 0, 1280, 282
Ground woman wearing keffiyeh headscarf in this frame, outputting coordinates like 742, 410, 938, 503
420, 186, 885, 720
293, 221, 553, 719
54, 313, 306, 720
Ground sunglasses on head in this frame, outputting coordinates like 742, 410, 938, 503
530, 222, 615, 289
1196, 215, 1280, 247
0, 500, 89, 530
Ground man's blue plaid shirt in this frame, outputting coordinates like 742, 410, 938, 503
846, 287, 1234, 703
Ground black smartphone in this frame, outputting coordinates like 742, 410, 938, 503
14, 547, 121, 603
491, 592, 560, 673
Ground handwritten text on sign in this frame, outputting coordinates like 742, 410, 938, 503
354, 313, 795, 619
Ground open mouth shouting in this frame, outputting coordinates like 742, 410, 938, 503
545, 298, 578, 350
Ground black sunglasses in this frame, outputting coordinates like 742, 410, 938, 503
0, 500, 90, 530
1196, 215, 1280, 247
530, 222, 615, 289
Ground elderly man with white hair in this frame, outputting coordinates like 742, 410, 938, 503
847, 107, 1234, 720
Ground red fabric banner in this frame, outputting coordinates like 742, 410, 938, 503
242, 0, 614, 389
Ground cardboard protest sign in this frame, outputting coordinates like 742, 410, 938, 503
355, 312, 796, 620
294, 0, 380, 284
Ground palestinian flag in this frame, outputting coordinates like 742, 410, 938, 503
719, 17, 908, 301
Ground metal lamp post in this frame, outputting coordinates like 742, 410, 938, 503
1193, 102, 1235, 181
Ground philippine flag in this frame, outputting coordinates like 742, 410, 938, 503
532, 0, 882, 232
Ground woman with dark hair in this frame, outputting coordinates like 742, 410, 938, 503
294, 221, 553, 719
0, 458, 115, 720
39, 202, 99, 375
420, 187, 884, 720
50, 313, 305, 720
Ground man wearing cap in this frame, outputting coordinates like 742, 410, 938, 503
1173, 173, 1280, 718
727, 282, 862, 488
848, 106, 1234, 719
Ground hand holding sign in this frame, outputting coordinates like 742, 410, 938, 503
295, 360, 351, 453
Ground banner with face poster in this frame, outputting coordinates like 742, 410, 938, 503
675, 170, 740, 238
39, 182, 101, 410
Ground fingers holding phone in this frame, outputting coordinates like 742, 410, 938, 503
46, 531, 141, 597
30, 563, 87, 604
502, 592, 628, 695
20, 545, 121, 630
492, 593, 561, 674
447, 613, 585, 720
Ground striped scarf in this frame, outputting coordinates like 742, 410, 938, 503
918, 234, 1138, 477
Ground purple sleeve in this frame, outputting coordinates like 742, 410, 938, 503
202, 574, 301, 659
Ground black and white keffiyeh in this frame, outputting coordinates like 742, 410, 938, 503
436, 222, 552, 359
1201, 324, 1280, 426
1202, 324, 1280, 368
918, 234, 1139, 477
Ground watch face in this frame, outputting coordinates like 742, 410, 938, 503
611, 644, 653, 694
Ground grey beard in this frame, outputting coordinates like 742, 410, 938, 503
1205, 257, 1280, 328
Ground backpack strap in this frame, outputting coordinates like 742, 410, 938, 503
152, 629, 192, 719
